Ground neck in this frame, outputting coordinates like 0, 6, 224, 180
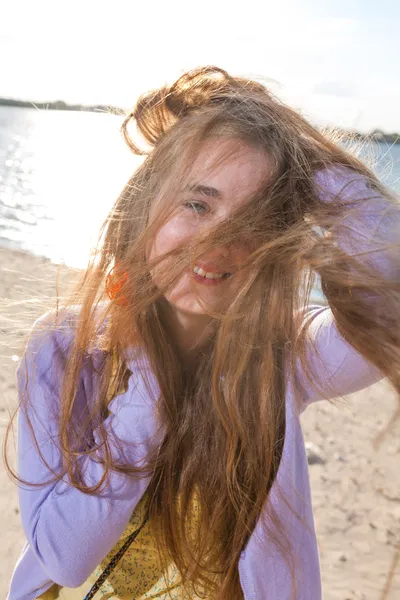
159, 300, 216, 367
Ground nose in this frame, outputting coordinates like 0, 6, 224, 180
202, 246, 230, 263
197, 245, 240, 272
208, 245, 229, 256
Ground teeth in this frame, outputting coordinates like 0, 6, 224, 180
193, 266, 229, 279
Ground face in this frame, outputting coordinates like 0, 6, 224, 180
147, 139, 272, 317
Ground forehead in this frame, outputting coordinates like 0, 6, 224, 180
187, 138, 272, 205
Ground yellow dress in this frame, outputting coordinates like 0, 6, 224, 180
38, 491, 205, 600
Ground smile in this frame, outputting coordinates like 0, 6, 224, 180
191, 265, 232, 286
193, 266, 231, 279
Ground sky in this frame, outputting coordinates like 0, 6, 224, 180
1, 0, 400, 133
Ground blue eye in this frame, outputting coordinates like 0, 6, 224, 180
184, 201, 208, 214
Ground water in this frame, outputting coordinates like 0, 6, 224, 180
0, 105, 399, 270
0, 106, 138, 267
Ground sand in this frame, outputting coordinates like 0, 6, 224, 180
0, 247, 399, 599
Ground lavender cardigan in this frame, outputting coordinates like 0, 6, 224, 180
7, 168, 399, 600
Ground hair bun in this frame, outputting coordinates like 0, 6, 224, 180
121, 66, 247, 155
165, 66, 232, 115
121, 86, 171, 155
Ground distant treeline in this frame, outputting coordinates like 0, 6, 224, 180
347, 130, 400, 145
0, 97, 399, 144
0, 97, 118, 115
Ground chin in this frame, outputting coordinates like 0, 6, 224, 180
165, 292, 214, 317
158, 273, 227, 317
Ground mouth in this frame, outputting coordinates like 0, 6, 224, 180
191, 265, 232, 285
193, 265, 232, 279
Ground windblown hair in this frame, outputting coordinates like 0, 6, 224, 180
5, 66, 400, 598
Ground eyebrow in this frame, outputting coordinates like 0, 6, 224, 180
187, 183, 222, 198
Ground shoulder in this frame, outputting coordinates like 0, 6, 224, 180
24, 307, 78, 363
16, 310, 76, 398
20, 306, 107, 381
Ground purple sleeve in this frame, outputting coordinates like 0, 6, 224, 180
17, 325, 156, 587
296, 166, 400, 409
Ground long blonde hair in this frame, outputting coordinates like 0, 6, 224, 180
5, 66, 400, 599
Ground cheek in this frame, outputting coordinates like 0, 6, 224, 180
229, 245, 251, 271
147, 214, 196, 291
147, 217, 187, 263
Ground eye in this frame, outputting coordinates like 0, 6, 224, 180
184, 200, 209, 215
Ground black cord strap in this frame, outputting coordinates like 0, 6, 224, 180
83, 513, 149, 600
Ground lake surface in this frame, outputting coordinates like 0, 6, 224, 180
0, 105, 399, 269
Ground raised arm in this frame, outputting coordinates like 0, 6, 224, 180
17, 321, 159, 588
295, 166, 400, 410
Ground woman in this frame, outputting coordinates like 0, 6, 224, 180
6, 66, 400, 600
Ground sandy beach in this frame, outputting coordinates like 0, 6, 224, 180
0, 247, 399, 599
